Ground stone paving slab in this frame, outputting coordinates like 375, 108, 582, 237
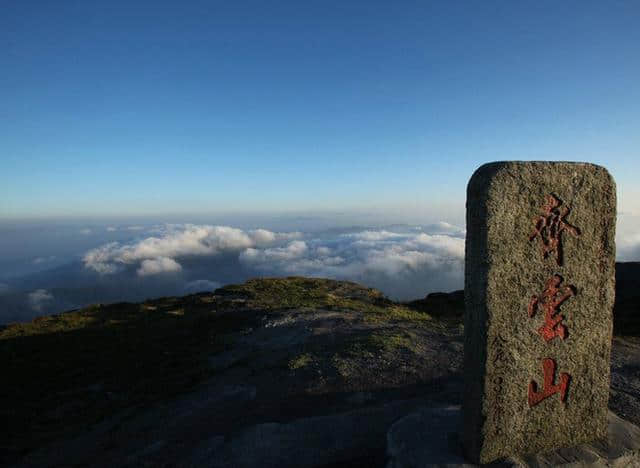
387, 406, 640, 468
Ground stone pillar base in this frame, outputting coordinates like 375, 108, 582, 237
387, 406, 640, 467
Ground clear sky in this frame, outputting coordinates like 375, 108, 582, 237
1, 1, 639, 219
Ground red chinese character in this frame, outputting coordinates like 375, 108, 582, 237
528, 274, 576, 342
528, 358, 570, 407
529, 194, 580, 266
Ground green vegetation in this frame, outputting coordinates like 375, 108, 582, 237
340, 330, 419, 356
288, 352, 315, 370
366, 331, 417, 352
1, 306, 100, 339
221, 276, 432, 324
362, 304, 432, 324
220, 276, 384, 309
331, 330, 419, 379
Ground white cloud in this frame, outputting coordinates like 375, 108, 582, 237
106, 226, 117, 232
79, 228, 92, 235
343, 230, 405, 242
126, 225, 145, 231
407, 233, 465, 258
28, 289, 54, 311
240, 240, 308, 264
239, 228, 465, 298
83, 242, 124, 273
363, 247, 446, 275
423, 221, 466, 237
137, 257, 182, 276
249, 228, 276, 245
83, 224, 302, 275
617, 214, 640, 262
618, 232, 640, 261
316, 246, 332, 256
80, 223, 470, 299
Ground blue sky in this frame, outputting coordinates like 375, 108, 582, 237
1, 1, 639, 219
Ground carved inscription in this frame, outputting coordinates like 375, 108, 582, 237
528, 274, 576, 342
527, 194, 577, 409
490, 333, 509, 436
528, 358, 570, 407
529, 194, 580, 266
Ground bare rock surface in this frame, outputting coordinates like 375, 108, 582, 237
387, 406, 640, 468
190, 398, 434, 468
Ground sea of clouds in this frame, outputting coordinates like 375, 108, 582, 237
81, 222, 466, 300
0, 222, 466, 323
2, 214, 639, 325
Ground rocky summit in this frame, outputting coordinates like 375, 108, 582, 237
1, 268, 640, 467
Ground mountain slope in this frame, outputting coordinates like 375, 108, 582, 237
2, 270, 640, 467
1, 277, 459, 467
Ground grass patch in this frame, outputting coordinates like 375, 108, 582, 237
366, 332, 416, 352
288, 352, 315, 370
218, 277, 385, 310
1, 310, 99, 339
332, 353, 359, 378
219, 277, 432, 325
331, 331, 418, 379
363, 304, 432, 324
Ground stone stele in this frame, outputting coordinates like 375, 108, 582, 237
462, 161, 616, 464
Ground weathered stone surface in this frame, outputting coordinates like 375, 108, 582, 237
386, 406, 474, 468
387, 406, 640, 468
190, 398, 431, 468
463, 162, 616, 463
